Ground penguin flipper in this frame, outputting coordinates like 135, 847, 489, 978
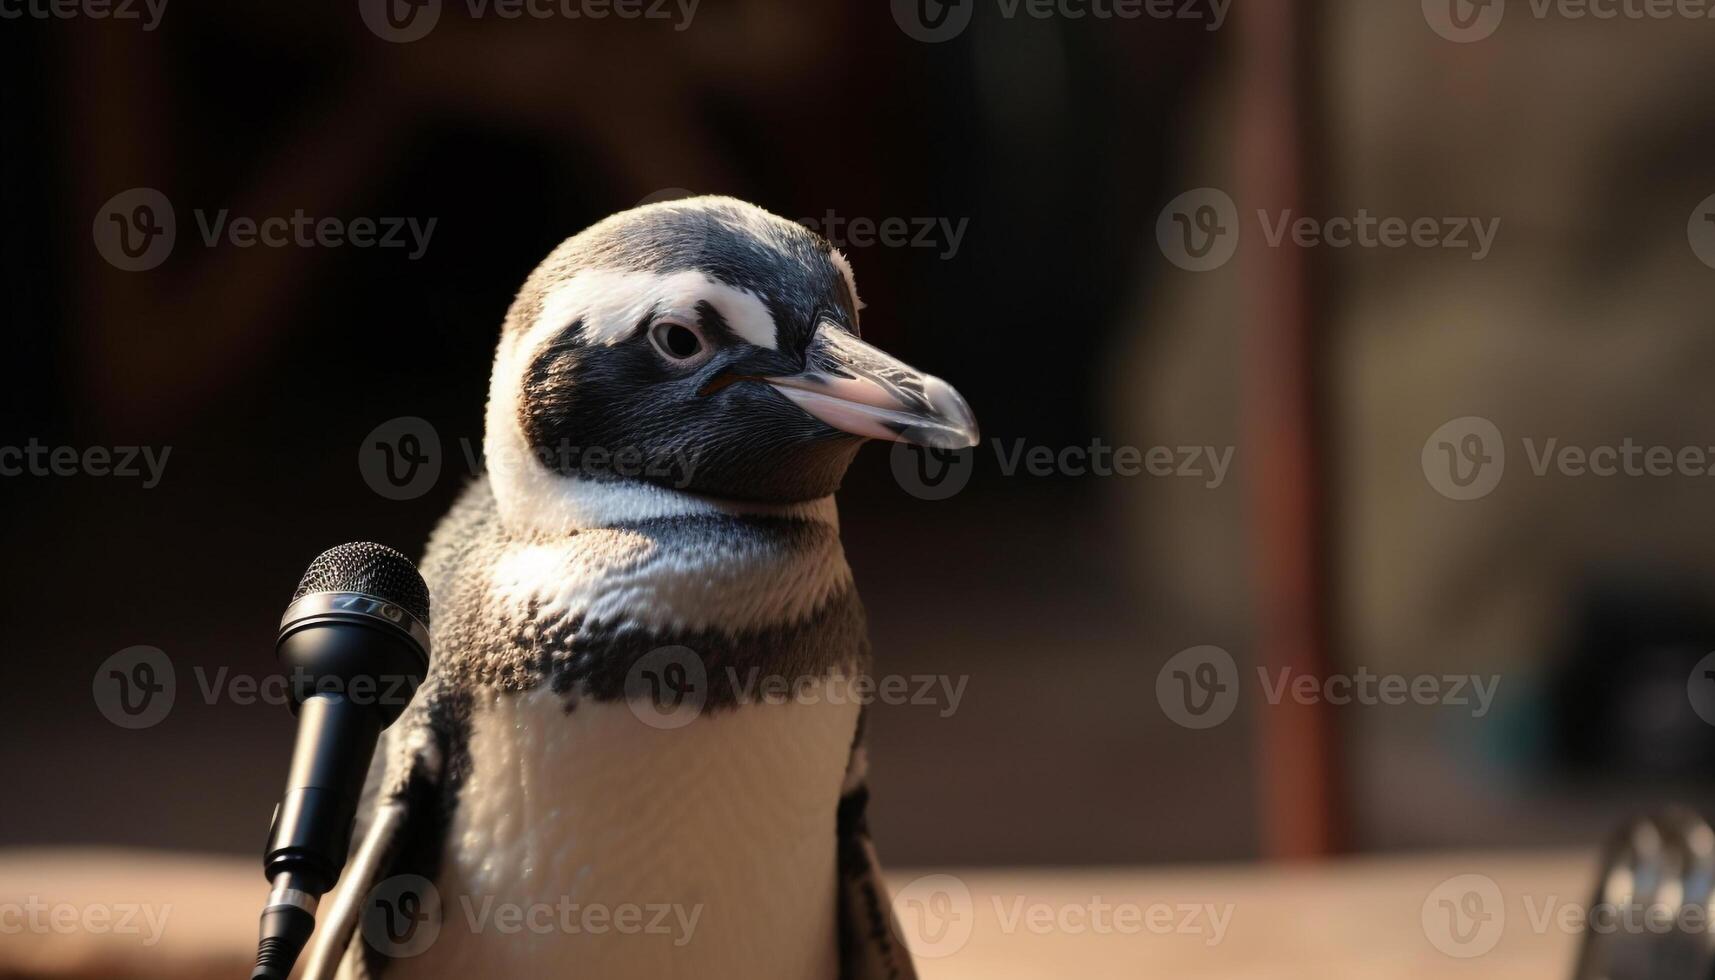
300, 724, 448, 980
299, 799, 409, 980
835, 727, 917, 980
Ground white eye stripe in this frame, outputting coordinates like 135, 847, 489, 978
528, 268, 778, 353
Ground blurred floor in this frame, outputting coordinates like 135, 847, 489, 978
0, 847, 1593, 979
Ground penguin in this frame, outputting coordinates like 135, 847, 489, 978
302, 196, 979, 980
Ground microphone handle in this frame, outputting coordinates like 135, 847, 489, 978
253, 692, 383, 980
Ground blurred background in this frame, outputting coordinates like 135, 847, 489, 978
7, 0, 1715, 975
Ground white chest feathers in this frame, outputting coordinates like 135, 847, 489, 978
387, 680, 862, 980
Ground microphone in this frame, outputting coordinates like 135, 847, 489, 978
251, 543, 432, 980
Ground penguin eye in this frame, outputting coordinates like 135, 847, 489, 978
648, 320, 709, 365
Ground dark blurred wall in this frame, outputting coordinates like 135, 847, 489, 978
0, 1, 1218, 865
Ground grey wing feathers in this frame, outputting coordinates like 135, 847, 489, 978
301, 801, 409, 979
836, 717, 918, 980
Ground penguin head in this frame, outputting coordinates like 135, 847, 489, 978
485, 196, 978, 515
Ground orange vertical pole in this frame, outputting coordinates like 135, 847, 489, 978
1236, 0, 1343, 859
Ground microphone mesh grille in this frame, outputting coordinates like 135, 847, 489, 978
291, 542, 430, 625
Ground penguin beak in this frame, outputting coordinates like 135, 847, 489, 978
762, 325, 980, 450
